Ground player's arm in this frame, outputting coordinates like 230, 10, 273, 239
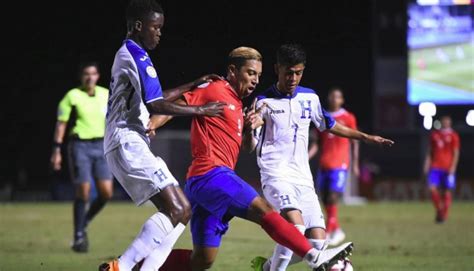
242, 99, 266, 153
50, 121, 67, 171
50, 94, 72, 171
146, 98, 187, 137
449, 135, 460, 175
351, 139, 360, 177
146, 97, 225, 117
350, 115, 360, 177
162, 74, 222, 102
308, 128, 319, 160
423, 144, 431, 177
329, 122, 394, 146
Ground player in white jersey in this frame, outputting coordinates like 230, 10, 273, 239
248, 44, 394, 271
100, 1, 225, 271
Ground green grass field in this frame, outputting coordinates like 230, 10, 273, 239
409, 42, 474, 92
1, 202, 473, 270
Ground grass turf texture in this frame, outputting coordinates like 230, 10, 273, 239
1, 202, 473, 270
409, 42, 474, 92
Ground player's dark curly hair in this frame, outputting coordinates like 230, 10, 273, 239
276, 44, 307, 66
126, 0, 164, 28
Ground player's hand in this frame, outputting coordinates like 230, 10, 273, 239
198, 101, 226, 117
364, 135, 394, 146
50, 151, 62, 171
193, 74, 223, 88
244, 98, 266, 130
146, 115, 172, 138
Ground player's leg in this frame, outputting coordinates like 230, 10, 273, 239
69, 141, 93, 252
159, 202, 231, 271
99, 141, 190, 271
427, 169, 443, 222
111, 185, 190, 271
326, 170, 347, 245
85, 140, 113, 227
440, 172, 455, 221
258, 182, 307, 271
139, 187, 191, 270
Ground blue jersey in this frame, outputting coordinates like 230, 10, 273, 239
105, 39, 163, 153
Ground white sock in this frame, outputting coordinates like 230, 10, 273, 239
139, 223, 186, 271
269, 224, 305, 271
288, 237, 326, 266
309, 238, 326, 250
118, 212, 174, 271
263, 259, 271, 271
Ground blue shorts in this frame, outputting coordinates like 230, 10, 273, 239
317, 169, 348, 194
184, 166, 259, 247
428, 169, 456, 190
68, 139, 112, 184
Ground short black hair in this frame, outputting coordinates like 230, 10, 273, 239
277, 44, 307, 66
126, 0, 164, 26
329, 86, 343, 94
78, 61, 99, 75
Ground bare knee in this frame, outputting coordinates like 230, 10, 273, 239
247, 197, 276, 224
75, 184, 90, 201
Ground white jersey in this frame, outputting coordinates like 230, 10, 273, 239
104, 39, 164, 154
255, 85, 335, 188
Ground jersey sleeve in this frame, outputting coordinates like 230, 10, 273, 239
182, 85, 210, 106
125, 41, 163, 103
312, 97, 335, 131
136, 61, 163, 103
57, 91, 73, 122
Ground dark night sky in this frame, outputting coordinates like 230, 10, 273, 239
2, 0, 384, 186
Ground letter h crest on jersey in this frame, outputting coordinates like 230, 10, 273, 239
298, 100, 312, 119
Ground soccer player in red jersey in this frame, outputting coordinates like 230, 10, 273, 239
308, 88, 359, 246
150, 47, 354, 271
423, 115, 460, 223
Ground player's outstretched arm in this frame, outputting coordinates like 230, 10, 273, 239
146, 98, 187, 138
162, 74, 222, 102
146, 98, 225, 117
329, 122, 394, 146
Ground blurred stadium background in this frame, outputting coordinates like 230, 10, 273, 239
0, 0, 473, 270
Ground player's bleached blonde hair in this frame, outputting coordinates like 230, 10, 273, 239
228, 46, 263, 69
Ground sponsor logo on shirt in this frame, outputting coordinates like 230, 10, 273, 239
270, 109, 285, 114
140, 55, 148, 61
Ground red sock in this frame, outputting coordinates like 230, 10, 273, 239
261, 211, 312, 258
442, 191, 452, 219
326, 204, 339, 233
430, 189, 442, 213
159, 249, 192, 271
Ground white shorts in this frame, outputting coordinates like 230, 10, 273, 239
106, 139, 179, 206
263, 181, 325, 230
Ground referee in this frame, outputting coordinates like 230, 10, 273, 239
50, 62, 113, 253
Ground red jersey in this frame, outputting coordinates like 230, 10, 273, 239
183, 80, 243, 178
318, 108, 357, 170
429, 128, 460, 171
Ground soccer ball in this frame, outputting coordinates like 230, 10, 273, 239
330, 259, 353, 271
